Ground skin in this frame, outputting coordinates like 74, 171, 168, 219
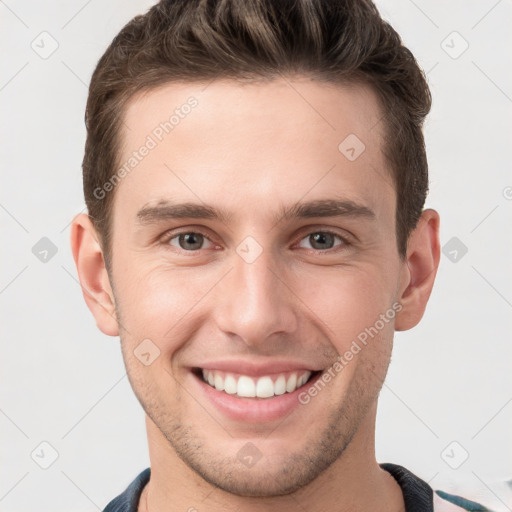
71, 77, 440, 512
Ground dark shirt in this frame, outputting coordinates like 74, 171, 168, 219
102, 463, 491, 512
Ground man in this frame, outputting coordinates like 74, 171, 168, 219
70, 0, 491, 510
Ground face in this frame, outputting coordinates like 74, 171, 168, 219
100, 78, 408, 495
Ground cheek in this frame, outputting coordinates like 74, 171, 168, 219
116, 264, 179, 320
293, 266, 394, 350
114, 264, 221, 347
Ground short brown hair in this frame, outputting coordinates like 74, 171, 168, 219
83, 0, 431, 271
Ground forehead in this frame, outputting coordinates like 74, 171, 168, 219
114, 77, 394, 224
121, 77, 385, 149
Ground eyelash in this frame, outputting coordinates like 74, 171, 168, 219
159, 228, 352, 254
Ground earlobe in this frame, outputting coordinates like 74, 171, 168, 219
70, 213, 119, 337
394, 209, 440, 331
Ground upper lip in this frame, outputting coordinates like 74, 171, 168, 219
192, 359, 323, 377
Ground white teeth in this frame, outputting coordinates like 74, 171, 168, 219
297, 371, 312, 388
214, 373, 224, 391
237, 376, 256, 397
274, 375, 286, 395
256, 376, 274, 398
286, 373, 297, 393
200, 369, 314, 398
224, 374, 237, 394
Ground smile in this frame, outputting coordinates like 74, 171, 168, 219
190, 363, 325, 422
199, 369, 317, 399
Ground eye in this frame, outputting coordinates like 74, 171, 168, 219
160, 228, 350, 253
166, 231, 215, 251
297, 231, 348, 251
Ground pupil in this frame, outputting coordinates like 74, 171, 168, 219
311, 232, 333, 250
180, 233, 203, 250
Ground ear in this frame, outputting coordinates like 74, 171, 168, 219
70, 213, 119, 336
395, 208, 440, 331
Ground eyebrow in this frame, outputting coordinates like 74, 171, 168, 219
136, 198, 375, 225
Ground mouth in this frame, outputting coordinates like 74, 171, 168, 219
189, 361, 326, 422
192, 367, 321, 399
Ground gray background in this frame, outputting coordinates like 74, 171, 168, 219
1, 0, 511, 510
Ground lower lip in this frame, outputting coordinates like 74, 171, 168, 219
192, 370, 322, 423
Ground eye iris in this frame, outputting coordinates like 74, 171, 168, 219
310, 232, 335, 250
179, 233, 203, 250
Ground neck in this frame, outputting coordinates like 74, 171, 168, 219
139, 404, 404, 512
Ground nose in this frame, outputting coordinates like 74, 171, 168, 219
213, 244, 298, 348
